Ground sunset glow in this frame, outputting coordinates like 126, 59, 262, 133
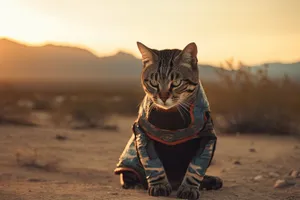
1, 0, 300, 65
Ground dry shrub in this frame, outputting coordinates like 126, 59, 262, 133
0, 105, 35, 127
0, 112, 36, 126
206, 59, 300, 135
51, 100, 111, 129
0, 83, 36, 126
15, 147, 61, 172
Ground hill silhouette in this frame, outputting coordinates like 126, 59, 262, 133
0, 38, 299, 82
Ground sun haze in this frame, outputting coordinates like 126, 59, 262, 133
1, 0, 300, 65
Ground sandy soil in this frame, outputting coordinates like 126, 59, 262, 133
0, 117, 299, 200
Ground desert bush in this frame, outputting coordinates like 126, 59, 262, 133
0, 83, 36, 126
51, 99, 117, 129
206, 59, 300, 135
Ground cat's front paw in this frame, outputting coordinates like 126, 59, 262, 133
148, 183, 172, 197
177, 184, 201, 200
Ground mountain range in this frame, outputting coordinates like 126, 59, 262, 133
0, 38, 299, 82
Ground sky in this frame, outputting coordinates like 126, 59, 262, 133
0, 0, 300, 65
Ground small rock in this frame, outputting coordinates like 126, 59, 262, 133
254, 175, 263, 181
289, 170, 299, 178
274, 180, 287, 188
274, 179, 296, 188
249, 148, 256, 153
55, 134, 68, 141
28, 190, 32, 192
233, 160, 241, 165
294, 145, 299, 149
269, 172, 280, 178
221, 168, 227, 173
27, 178, 47, 182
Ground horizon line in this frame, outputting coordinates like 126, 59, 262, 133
1, 37, 299, 67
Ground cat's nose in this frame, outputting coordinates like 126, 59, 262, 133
159, 92, 170, 103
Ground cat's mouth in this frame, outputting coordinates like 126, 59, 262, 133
152, 97, 178, 110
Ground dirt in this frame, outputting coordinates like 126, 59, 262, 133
0, 116, 299, 200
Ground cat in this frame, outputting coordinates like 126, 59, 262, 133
114, 42, 223, 199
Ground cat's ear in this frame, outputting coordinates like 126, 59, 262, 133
182, 42, 197, 59
137, 42, 158, 66
176, 42, 198, 67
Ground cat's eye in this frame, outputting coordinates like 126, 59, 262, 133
149, 80, 158, 87
172, 79, 182, 87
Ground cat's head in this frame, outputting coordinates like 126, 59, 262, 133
137, 42, 199, 110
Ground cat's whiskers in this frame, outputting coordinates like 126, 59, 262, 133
176, 104, 187, 124
178, 100, 191, 113
177, 99, 193, 124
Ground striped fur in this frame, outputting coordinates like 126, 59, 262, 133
137, 42, 199, 110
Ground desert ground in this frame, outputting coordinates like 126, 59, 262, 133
0, 116, 299, 200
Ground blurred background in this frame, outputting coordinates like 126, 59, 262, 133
1, 0, 300, 134
0, 1, 300, 200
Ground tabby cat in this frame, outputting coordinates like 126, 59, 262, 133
114, 42, 223, 199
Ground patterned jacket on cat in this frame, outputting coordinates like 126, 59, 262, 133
114, 42, 223, 199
